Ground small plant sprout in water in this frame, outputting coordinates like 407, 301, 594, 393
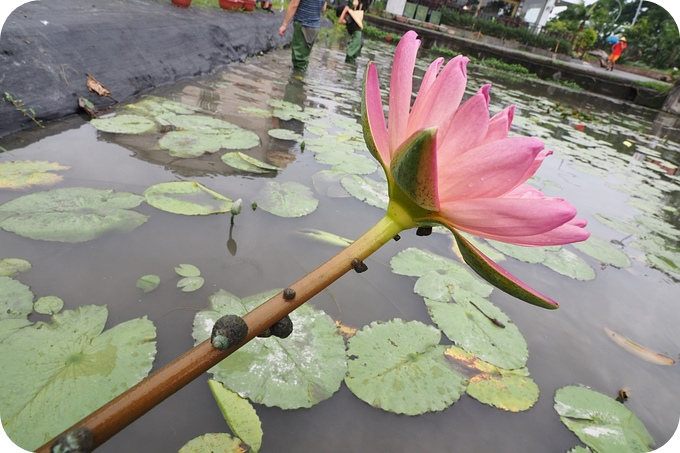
4, 91, 44, 128
230, 198, 242, 225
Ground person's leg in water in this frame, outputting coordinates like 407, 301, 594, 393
345, 30, 362, 63
291, 22, 313, 71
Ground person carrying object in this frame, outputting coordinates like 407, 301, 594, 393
279, 0, 327, 71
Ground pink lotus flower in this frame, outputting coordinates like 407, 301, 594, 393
362, 31, 589, 309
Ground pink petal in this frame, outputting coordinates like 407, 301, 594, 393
406, 55, 469, 138
412, 57, 444, 112
490, 221, 590, 246
436, 85, 491, 162
439, 196, 578, 238
363, 62, 391, 166
438, 137, 545, 200
388, 31, 420, 155
484, 105, 515, 142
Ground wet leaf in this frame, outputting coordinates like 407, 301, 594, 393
124, 96, 200, 117
86, 73, 114, 99
340, 175, 389, 209
0, 276, 34, 320
554, 385, 654, 453
158, 115, 260, 156
33, 296, 64, 315
221, 152, 281, 173
427, 290, 528, 370
486, 240, 549, 264
344, 319, 467, 415
314, 150, 378, 175
136, 275, 160, 293
158, 130, 224, 157
0, 161, 70, 189
144, 181, 233, 215
175, 264, 201, 277
238, 106, 272, 118
177, 276, 205, 292
254, 181, 319, 218
179, 433, 248, 453
542, 248, 596, 281
297, 228, 353, 247
0, 258, 31, 277
0, 188, 147, 243
572, 237, 631, 268
90, 114, 157, 134
604, 327, 675, 365
192, 289, 346, 409
0, 305, 156, 451
268, 128, 303, 141
208, 379, 263, 452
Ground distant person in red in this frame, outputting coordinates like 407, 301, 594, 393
607, 37, 627, 71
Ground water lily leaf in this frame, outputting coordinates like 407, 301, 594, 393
90, 114, 157, 134
254, 181, 318, 218
455, 233, 506, 264
221, 152, 281, 173
159, 115, 260, 155
0, 258, 31, 276
344, 319, 467, 415
166, 114, 239, 132
594, 213, 646, 235
177, 276, 205, 292
208, 379, 263, 453
238, 106, 272, 118
572, 237, 631, 268
192, 289, 346, 409
486, 239, 548, 264
312, 170, 352, 198
554, 385, 654, 453
542, 248, 596, 281
124, 96, 200, 117
175, 264, 201, 277
268, 128, 303, 141
0, 188, 147, 242
427, 290, 528, 370
33, 296, 64, 315
305, 125, 329, 137
444, 346, 538, 412
143, 181, 233, 215
179, 433, 248, 453
266, 99, 302, 112
304, 137, 356, 154
297, 228, 353, 247
136, 275, 160, 293
158, 130, 225, 157
0, 161, 70, 189
391, 248, 494, 301
340, 175, 389, 209
0, 276, 34, 320
314, 150, 378, 175
646, 251, 680, 277
0, 305, 156, 451
604, 327, 675, 365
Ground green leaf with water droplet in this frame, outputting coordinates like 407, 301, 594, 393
572, 237, 631, 268
33, 296, 64, 315
254, 181, 318, 218
221, 152, 281, 173
192, 289, 346, 409
136, 275, 160, 293
90, 114, 158, 134
179, 433, 248, 453
144, 181, 233, 215
0, 258, 31, 276
0, 188, 147, 243
344, 319, 467, 415
554, 385, 654, 453
208, 379, 263, 452
0, 305, 156, 451
0, 161, 70, 189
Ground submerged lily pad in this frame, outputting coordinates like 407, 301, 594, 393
0, 187, 147, 242
344, 319, 467, 415
208, 380, 263, 453
314, 150, 378, 175
0, 305, 156, 451
0, 161, 70, 189
90, 114, 157, 134
0, 258, 31, 277
179, 433, 248, 453
192, 289, 346, 409
542, 248, 596, 281
221, 152, 281, 173
136, 275, 160, 293
144, 181, 233, 216
572, 237, 631, 268
254, 181, 319, 218
554, 385, 654, 453
297, 228, 353, 247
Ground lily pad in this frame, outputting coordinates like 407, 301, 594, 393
268, 128, 303, 141
0, 276, 34, 320
542, 248, 596, 281
486, 240, 549, 264
221, 152, 281, 173
208, 379, 263, 452
340, 175, 389, 210
0, 258, 31, 277
143, 181, 233, 216
554, 385, 654, 453
158, 131, 225, 157
254, 181, 319, 218
175, 263, 201, 277
136, 275, 160, 293
90, 114, 157, 134
572, 237, 631, 268
344, 319, 467, 415
0, 187, 147, 243
33, 296, 64, 315
0, 161, 70, 189
124, 96, 200, 117
238, 106, 272, 118
179, 433, 248, 453
314, 150, 378, 175
192, 289, 347, 409
0, 305, 156, 451
177, 276, 205, 292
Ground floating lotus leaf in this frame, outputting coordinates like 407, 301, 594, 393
0, 258, 31, 277
305, 125, 329, 136
175, 264, 201, 277
158, 115, 259, 156
158, 131, 225, 157
179, 433, 248, 453
312, 170, 353, 198
0, 305, 156, 451
340, 175, 389, 210
166, 114, 239, 132
572, 237, 631, 268
136, 275, 160, 293
266, 99, 302, 112
486, 239, 549, 264
208, 380, 263, 453
542, 248, 596, 281
90, 114, 157, 134
554, 385, 654, 453
238, 106, 272, 118
267, 128, 303, 141
143, 181, 233, 215
221, 152, 281, 173
0, 276, 33, 321
594, 213, 646, 235
344, 319, 467, 415
427, 290, 528, 370
177, 276, 204, 292
646, 251, 680, 277
33, 296, 64, 315
192, 289, 346, 409
303, 137, 356, 154
0, 187, 147, 242
124, 96, 200, 117
0, 161, 70, 189
313, 150, 378, 175
254, 181, 318, 218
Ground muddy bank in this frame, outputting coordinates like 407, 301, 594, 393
0, 0, 293, 137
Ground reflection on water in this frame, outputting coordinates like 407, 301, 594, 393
1, 38, 679, 453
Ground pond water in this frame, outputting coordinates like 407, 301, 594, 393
1, 35, 679, 452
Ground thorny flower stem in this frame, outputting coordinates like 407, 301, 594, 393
36, 213, 408, 452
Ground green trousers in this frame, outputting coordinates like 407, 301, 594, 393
345, 30, 363, 63
291, 22, 317, 72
